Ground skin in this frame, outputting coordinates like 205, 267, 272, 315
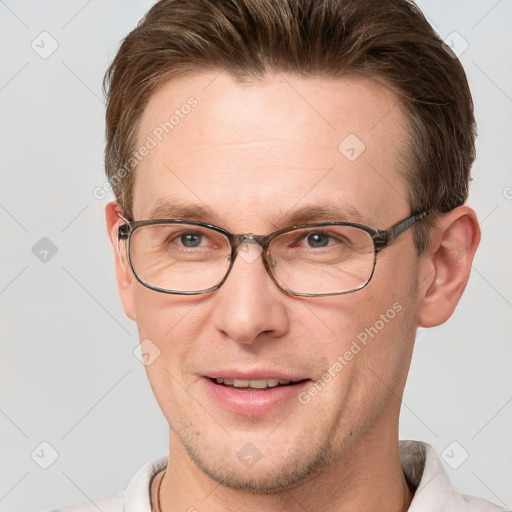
106, 71, 480, 512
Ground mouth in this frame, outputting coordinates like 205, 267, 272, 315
211, 377, 306, 390
203, 374, 311, 415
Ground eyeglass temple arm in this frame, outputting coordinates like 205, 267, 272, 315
373, 210, 431, 250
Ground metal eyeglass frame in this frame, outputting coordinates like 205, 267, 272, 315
117, 210, 430, 297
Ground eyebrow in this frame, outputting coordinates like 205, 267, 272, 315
144, 199, 365, 228
146, 200, 217, 222
278, 204, 365, 226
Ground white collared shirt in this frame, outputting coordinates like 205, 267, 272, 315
53, 440, 507, 511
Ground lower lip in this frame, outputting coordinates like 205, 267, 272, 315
203, 378, 310, 416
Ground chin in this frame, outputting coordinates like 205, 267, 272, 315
176, 427, 337, 494
194, 456, 325, 494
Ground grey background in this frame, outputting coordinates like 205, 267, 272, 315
0, 1, 511, 510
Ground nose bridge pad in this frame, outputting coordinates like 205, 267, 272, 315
236, 237, 264, 265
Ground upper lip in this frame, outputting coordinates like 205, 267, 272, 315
204, 369, 308, 382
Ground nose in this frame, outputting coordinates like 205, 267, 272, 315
210, 241, 290, 345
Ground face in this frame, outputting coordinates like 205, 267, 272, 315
111, 71, 428, 491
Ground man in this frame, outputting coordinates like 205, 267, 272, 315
56, 0, 506, 510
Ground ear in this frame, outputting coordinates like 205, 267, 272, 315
418, 205, 481, 328
105, 201, 136, 321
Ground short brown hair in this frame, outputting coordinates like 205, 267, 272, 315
103, 0, 476, 252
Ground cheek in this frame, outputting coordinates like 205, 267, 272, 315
133, 284, 199, 337
133, 289, 208, 419
131, 285, 208, 383
307, 286, 406, 348
315, 296, 416, 429
347, 279, 418, 398
305, 258, 419, 389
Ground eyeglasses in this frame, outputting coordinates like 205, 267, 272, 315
117, 211, 429, 297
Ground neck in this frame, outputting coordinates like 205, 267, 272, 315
158, 420, 413, 512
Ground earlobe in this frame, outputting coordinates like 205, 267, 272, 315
418, 206, 481, 328
105, 201, 136, 322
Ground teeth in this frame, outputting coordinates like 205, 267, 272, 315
215, 378, 293, 389
246, 379, 267, 389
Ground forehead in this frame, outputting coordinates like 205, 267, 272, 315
132, 71, 411, 228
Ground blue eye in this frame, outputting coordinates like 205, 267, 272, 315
180, 233, 203, 247
306, 232, 330, 248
